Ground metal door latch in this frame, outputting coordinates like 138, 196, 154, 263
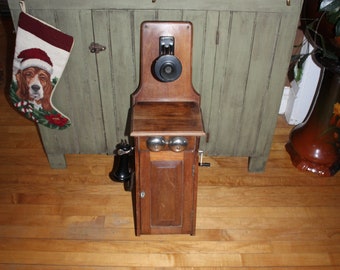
89, 42, 106, 54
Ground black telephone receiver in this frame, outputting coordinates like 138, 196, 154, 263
152, 36, 182, 82
109, 140, 134, 191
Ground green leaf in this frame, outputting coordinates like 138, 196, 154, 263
320, 0, 340, 12
327, 9, 340, 24
336, 20, 340, 36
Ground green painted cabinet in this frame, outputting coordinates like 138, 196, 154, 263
8, 0, 303, 171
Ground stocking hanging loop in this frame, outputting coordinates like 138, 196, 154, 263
19, 1, 26, 13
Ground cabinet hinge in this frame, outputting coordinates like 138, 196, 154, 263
192, 165, 195, 177
215, 31, 220, 45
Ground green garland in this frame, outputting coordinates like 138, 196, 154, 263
9, 79, 71, 130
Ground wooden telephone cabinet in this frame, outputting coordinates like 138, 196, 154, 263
130, 22, 205, 235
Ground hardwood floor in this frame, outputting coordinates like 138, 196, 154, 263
1, 14, 340, 270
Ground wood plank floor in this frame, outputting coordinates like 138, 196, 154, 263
1, 14, 340, 270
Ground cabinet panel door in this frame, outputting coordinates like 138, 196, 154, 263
138, 151, 195, 234
205, 10, 301, 160
150, 160, 183, 227
93, 10, 156, 152
31, 9, 107, 155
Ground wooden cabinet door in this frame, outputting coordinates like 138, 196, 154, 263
138, 151, 197, 235
202, 9, 303, 171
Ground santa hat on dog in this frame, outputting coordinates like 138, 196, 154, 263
18, 48, 53, 74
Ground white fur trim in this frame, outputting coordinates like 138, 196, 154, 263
21, 58, 53, 74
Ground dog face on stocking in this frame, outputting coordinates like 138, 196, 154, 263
15, 66, 53, 111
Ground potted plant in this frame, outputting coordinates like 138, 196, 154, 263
286, 0, 340, 176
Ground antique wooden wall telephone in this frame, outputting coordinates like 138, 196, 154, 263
110, 21, 205, 235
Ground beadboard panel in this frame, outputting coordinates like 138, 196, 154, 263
93, 10, 140, 153
208, 11, 256, 155
9, 0, 301, 13
210, 12, 283, 157
249, 11, 303, 171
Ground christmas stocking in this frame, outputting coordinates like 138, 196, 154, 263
10, 1, 74, 129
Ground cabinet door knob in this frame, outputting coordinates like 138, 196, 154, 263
140, 191, 146, 198
286, 0, 291, 6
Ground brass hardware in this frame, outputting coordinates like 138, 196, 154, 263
286, 0, 291, 6
89, 42, 106, 54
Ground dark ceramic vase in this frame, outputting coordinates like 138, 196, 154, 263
286, 54, 340, 176
286, 0, 340, 176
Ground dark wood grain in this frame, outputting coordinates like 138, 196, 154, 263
131, 102, 205, 136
